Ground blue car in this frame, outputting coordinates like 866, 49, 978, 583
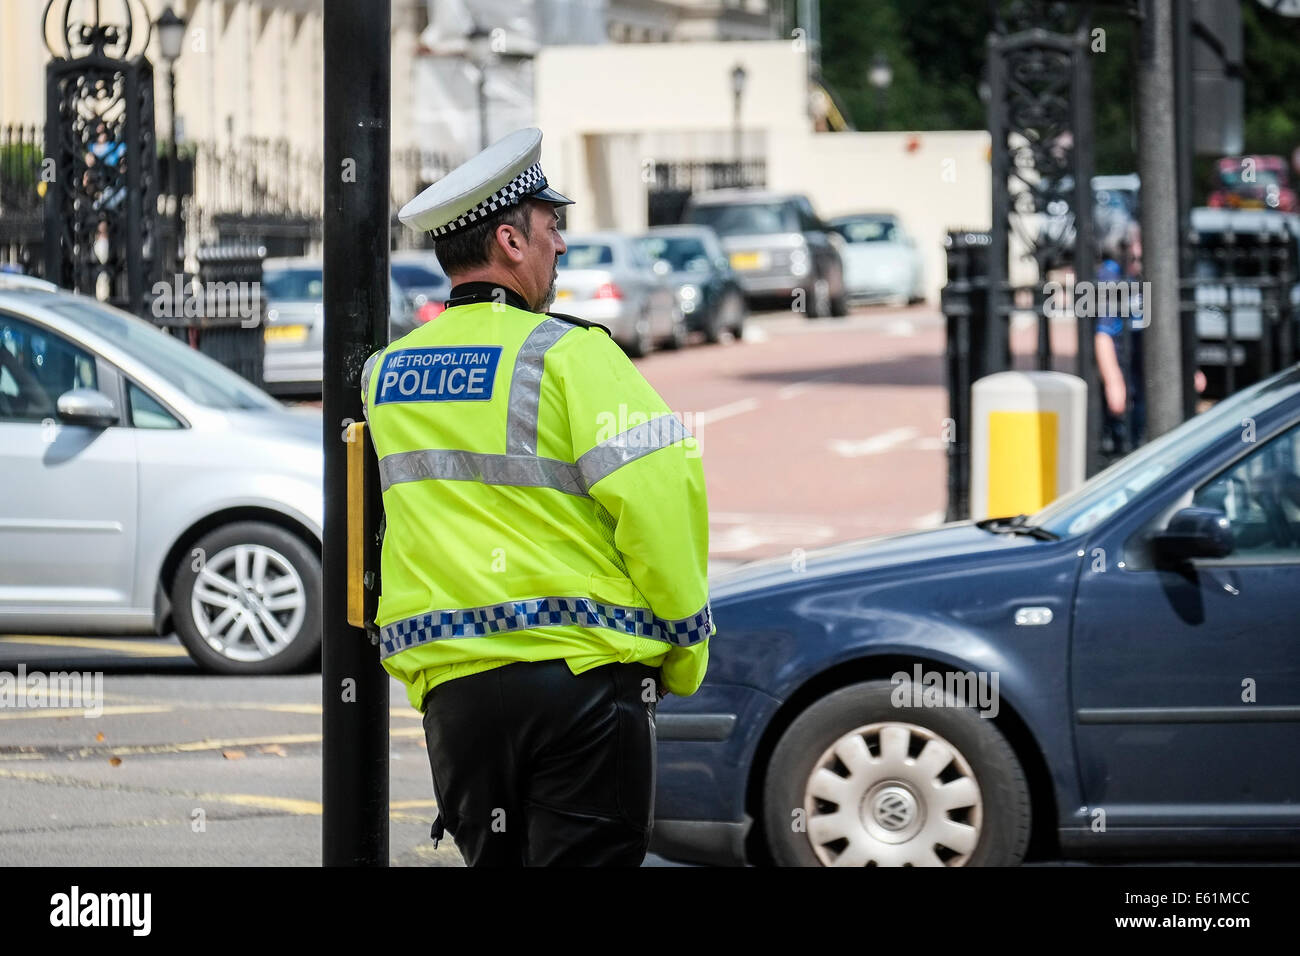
653, 365, 1300, 866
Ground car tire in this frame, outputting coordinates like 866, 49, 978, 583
763, 679, 1030, 867
624, 311, 654, 358
664, 309, 688, 350
830, 269, 849, 317
171, 521, 322, 675
806, 276, 833, 319
710, 289, 745, 344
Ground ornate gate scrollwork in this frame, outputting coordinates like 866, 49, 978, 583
43, 0, 160, 314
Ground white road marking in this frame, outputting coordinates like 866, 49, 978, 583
885, 319, 915, 336
741, 324, 769, 343
829, 426, 920, 458
695, 397, 760, 425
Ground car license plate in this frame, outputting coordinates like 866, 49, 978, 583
730, 251, 765, 271
265, 324, 308, 343
555, 289, 573, 300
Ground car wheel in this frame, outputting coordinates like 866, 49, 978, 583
172, 521, 322, 675
763, 679, 1030, 866
805, 277, 833, 319
830, 268, 849, 317
624, 312, 654, 358
665, 309, 688, 350
712, 290, 745, 343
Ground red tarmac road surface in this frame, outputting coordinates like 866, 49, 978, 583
637, 306, 1081, 567
636, 308, 950, 566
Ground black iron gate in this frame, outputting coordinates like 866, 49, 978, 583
42, 0, 161, 316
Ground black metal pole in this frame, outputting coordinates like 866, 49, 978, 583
323, 0, 390, 867
169, 61, 181, 273
1173, 0, 1197, 421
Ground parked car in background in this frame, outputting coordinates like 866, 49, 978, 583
828, 213, 925, 305
390, 251, 451, 332
653, 362, 1300, 866
0, 277, 323, 675
684, 189, 847, 318
1208, 155, 1297, 213
261, 257, 413, 396
553, 232, 684, 357
638, 225, 746, 343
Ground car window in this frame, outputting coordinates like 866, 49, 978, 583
795, 198, 821, 232
557, 243, 614, 268
263, 268, 324, 301
639, 237, 710, 272
39, 299, 279, 411
0, 314, 98, 422
686, 202, 799, 236
833, 219, 899, 243
1031, 365, 1300, 537
391, 263, 446, 288
128, 381, 182, 429
1191, 421, 1300, 559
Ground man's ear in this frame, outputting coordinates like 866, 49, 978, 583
494, 222, 526, 264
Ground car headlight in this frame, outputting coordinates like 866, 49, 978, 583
678, 284, 700, 312
790, 249, 810, 277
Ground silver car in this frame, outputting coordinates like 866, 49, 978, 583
684, 189, 848, 318
0, 277, 323, 674
828, 213, 925, 305
262, 257, 413, 396
554, 232, 685, 357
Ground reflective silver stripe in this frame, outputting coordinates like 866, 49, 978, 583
576, 413, 691, 489
506, 317, 573, 455
379, 448, 588, 497
379, 595, 713, 659
360, 349, 383, 422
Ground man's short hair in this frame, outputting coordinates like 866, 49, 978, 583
431, 200, 534, 275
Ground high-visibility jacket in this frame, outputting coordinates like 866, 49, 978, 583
362, 283, 712, 712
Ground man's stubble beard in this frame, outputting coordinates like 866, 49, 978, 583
539, 266, 557, 312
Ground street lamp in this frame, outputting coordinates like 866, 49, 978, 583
466, 25, 494, 151
868, 51, 892, 130
731, 63, 747, 163
156, 5, 186, 272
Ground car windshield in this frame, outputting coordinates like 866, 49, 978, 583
43, 298, 280, 411
832, 219, 898, 243
264, 267, 323, 301
639, 236, 711, 272
688, 202, 797, 237
557, 243, 614, 269
1030, 366, 1300, 537
391, 263, 446, 288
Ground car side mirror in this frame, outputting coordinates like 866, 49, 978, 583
1153, 507, 1234, 561
56, 388, 118, 428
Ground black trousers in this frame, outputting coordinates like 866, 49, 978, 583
422, 658, 660, 867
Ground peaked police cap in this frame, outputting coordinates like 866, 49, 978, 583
398, 127, 573, 238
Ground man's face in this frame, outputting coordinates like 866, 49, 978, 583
525, 200, 567, 312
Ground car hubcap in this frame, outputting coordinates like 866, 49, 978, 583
191, 544, 306, 662
802, 721, 982, 866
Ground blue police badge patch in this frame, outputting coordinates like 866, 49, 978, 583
374, 346, 502, 404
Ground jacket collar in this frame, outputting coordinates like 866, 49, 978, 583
445, 281, 534, 313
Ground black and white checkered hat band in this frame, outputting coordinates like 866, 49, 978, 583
429, 162, 546, 237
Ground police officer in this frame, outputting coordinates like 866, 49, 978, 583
361, 128, 712, 867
